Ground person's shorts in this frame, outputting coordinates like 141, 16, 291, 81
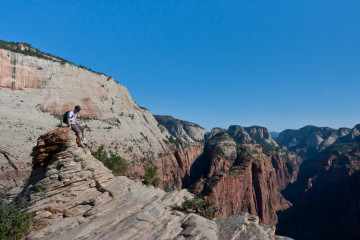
70, 124, 84, 135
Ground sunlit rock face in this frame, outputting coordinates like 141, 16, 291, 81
276, 125, 351, 157
0, 47, 172, 190
155, 115, 207, 142
21, 128, 292, 240
186, 130, 300, 226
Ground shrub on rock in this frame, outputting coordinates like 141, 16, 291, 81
0, 194, 32, 240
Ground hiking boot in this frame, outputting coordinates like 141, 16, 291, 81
82, 138, 88, 145
79, 142, 86, 148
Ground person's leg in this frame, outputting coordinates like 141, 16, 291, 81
71, 124, 85, 147
77, 132, 86, 147
78, 132, 83, 142
80, 127, 88, 144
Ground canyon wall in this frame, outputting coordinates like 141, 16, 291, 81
20, 128, 292, 240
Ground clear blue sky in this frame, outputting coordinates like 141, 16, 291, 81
1, 0, 359, 132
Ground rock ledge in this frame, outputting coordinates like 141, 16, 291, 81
22, 128, 291, 240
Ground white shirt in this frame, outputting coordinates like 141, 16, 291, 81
68, 111, 77, 125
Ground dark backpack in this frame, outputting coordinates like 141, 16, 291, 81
62, 111, 70, 124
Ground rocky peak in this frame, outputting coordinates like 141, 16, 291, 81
336, 124, 360, 143
244, 126, 278, 146
227, 125, 253, 144
155, 115, 206, 142
276, 125, 351, 157
205, 127, 227, 140
20, 128, 291, 239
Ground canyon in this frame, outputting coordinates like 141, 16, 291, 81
17, 128, 290, 239
1, 41, 360, 239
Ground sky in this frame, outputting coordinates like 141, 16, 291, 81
1, 0, 360, 132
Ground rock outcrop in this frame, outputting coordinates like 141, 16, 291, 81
187, 132, 298, 225
155, 115, 207, 142
227, 125, 253, 144
0, 44, 299, 232
244, 126, 278, 146
0, 45, 172, 189
20, 128, 291, 240
205, 128, 227, 140
212, 125, 278, 146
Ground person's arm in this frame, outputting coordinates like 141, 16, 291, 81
75, 118, 82, 127
67, 117, 71, 129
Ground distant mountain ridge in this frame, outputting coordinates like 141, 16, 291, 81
277, 124, 360, 240
154, 115, 206, 142
276, 125, 351, 158
270, 131, 280, 140
2, 39, 360, 240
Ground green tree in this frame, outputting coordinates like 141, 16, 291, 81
91, 145, 128, 175
143, 166, 160, 187
182, 195, 214, 220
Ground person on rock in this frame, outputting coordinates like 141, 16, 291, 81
67, 105, 88, 148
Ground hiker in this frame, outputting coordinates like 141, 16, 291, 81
67, 105, 88, 148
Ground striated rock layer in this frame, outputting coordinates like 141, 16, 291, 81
0, 45, 298, 230
20, 128, 291, 240
186, 131, 302, 225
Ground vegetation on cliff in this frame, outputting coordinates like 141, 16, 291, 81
142, 166, 160, 187
182, 195, 214, 220
0, 40, 106, 76
0, 194, 32, 240
91, 145, 128, 175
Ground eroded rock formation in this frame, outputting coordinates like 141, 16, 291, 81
0, 46, 172, 189
183, 132, 300, 225
19, 128, 291, 240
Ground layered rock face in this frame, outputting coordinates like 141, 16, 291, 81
155, 115, 207, 142
20, 128, 291, 240
276, 125, 351, 157
0, 45, 300, 230
187, 132, 298, 225
161, 143, 205, 190
0, 46, 172, 189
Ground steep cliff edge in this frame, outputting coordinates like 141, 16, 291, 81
186, 131, 300, 225
244, 126, 278, 146
18, 128, 291, 240
0, 44, 173, 190
276, 125, 360, 240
